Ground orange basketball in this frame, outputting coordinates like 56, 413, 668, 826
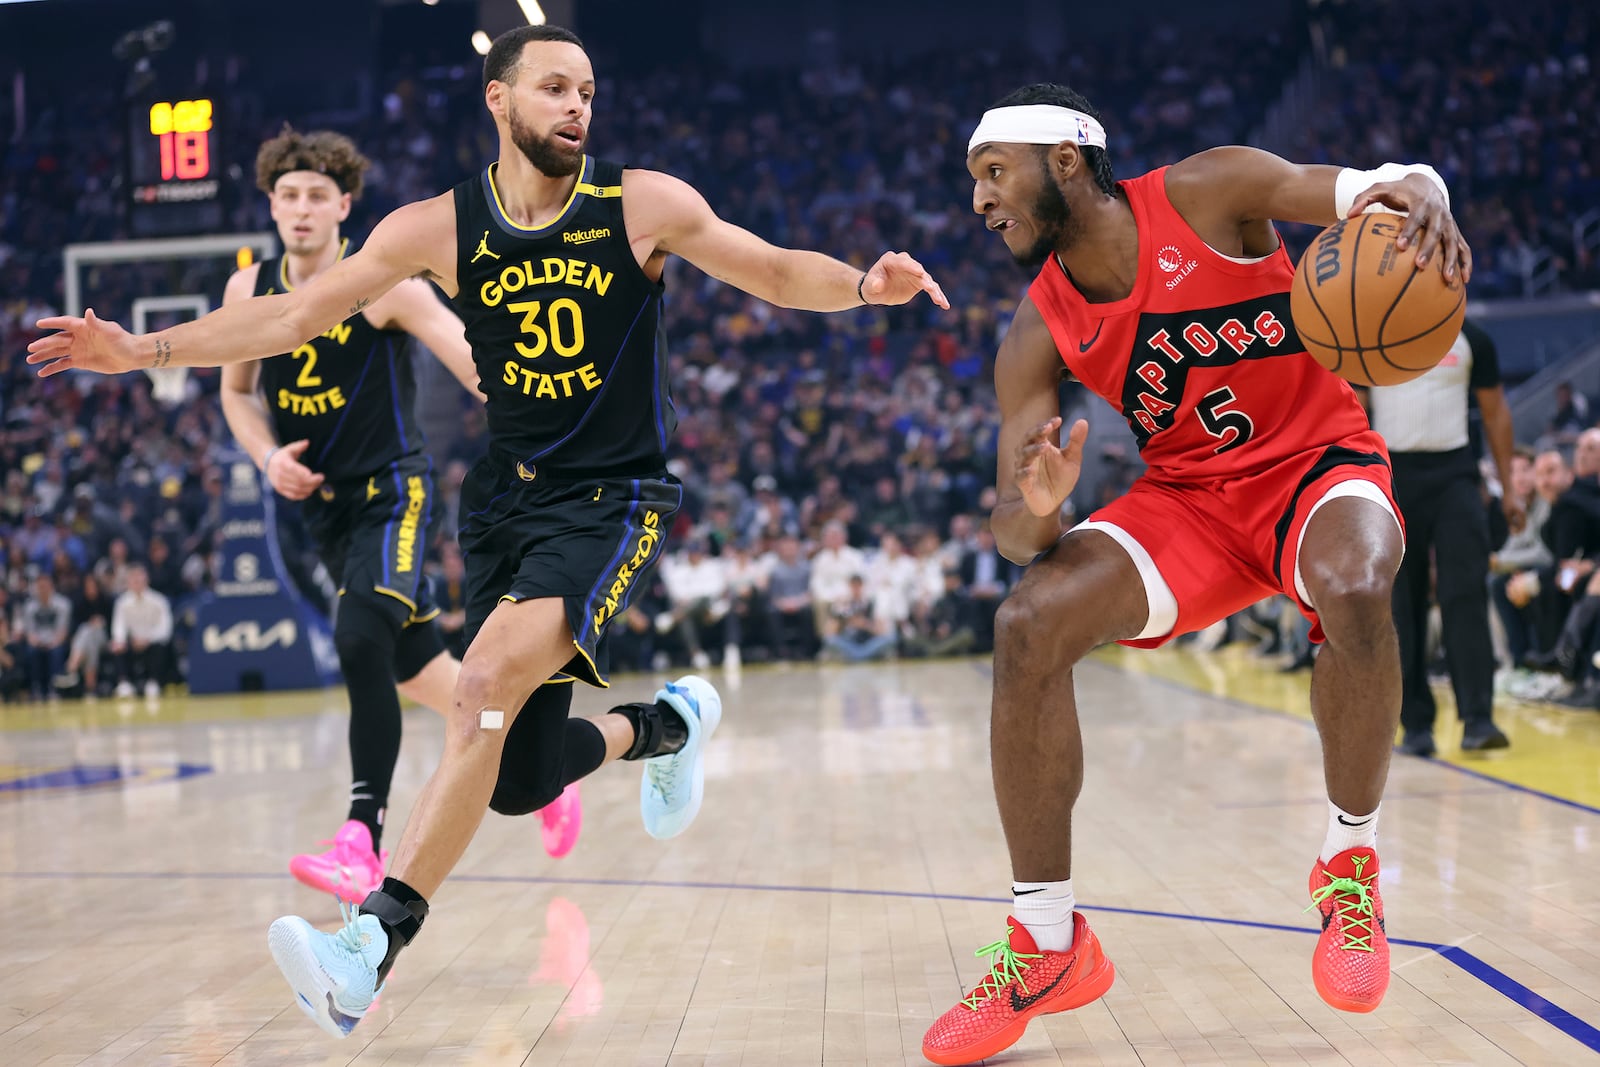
1290, 213, 1466, 387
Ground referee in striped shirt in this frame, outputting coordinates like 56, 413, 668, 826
1369, 319, 1515, 756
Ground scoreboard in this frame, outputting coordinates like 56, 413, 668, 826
128, 97, 225, 237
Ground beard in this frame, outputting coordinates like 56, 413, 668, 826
508, 101, 585, 177
1012, 163, 1076, 271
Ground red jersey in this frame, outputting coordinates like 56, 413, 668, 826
1029, 167, 1372, 483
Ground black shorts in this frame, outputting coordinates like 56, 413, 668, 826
303, 452, 442, 629
458, 457, 682, 687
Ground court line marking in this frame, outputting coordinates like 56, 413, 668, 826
0, 868, 1595, 1055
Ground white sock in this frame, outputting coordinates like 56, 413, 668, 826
1011, 879, 1075, 952
1321, 801, 1379, 863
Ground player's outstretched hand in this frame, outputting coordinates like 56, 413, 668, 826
861, 251, 950, 309
1346, 175, 1472, 287
27, 309, 145, 378
1015, 416, 1088, 518
266, 440, 326, 501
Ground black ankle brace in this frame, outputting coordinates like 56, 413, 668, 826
613, 699, 688, 761
360, 878, 429, 983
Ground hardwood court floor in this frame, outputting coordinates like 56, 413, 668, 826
1, 651, 1597, 1066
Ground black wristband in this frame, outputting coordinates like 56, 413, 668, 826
857, 273, 870, 306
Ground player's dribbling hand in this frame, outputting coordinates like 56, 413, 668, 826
1015, 416, 1088, 518
27, 309, 145, 377
1346, 175, 1472, 287
266, 440, 326, 501
861, 251, 950, 309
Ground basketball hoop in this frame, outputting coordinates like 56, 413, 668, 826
62, 233, 278, 410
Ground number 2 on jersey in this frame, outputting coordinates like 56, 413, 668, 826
292, 343, 322, 388
1197, 387, 1254, 453
507, 298, 586, 359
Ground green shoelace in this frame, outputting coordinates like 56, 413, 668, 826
961, 928, 1044, 1010
335, 899, 371, 956
1307, 875, 1377, 952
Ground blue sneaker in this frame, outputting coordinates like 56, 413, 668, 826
268, 901, 387, 1038
640, 675, 721, 839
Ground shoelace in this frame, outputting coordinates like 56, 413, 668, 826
960, 928, 1043, 1010
1306, 874, 1377, 951
645, 755, 680, 802
645, 689, 692, 802
334, 899, 371, 958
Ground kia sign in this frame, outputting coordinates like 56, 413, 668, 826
188, 446, 340, 694
201, 618, 297, 654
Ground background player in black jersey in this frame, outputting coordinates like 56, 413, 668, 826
29, 24, 947, 1039
220, 127, 586, 901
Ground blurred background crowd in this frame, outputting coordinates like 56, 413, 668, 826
1, 0, 1597, 705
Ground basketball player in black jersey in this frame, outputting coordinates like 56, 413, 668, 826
220, 127, 585, 901
30, 24, 947, 1038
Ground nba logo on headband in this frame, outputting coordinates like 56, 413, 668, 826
967, 104, 1109, 153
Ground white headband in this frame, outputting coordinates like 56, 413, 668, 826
967, 104, 1107, 154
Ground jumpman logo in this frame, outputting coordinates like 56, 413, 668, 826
366, 478, 380, 502
471, 231, 500, 264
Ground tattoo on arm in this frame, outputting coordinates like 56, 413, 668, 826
349, 297, 371, 316
153, 339, 172, 367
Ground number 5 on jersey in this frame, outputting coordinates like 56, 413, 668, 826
1198, 387, 1254, 453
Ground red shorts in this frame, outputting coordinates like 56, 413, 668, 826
1079, 431, 1403, 648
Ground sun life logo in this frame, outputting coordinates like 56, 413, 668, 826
1159, 245, 1200, 290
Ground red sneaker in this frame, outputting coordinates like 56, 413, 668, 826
1308, 846, 1389, 1012
922, 912, 1114, 1066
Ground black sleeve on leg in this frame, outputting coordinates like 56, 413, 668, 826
393, 617, 448, 683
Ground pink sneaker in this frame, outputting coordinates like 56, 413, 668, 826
539, 784, 582, 858
288, 820, 388, 903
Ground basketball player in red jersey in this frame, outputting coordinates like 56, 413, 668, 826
921, 84, 1471, 1066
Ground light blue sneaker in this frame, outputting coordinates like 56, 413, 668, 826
641, 675, 721, 839
268, 901, 387, 1038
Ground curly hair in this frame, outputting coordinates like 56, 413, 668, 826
255, 125, 370, 198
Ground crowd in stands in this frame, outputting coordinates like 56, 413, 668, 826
1482, 414, 1600, 710
1299, 0, 1599, 295
2, 4, 1598, 699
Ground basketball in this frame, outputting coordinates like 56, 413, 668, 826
1290, 212, 1466, 387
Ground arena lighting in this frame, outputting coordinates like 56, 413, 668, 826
422, 0, 439, 5
517, 0, 546, 24
471, 29, 493, 54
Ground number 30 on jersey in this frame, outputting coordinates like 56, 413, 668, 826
500, 298, 603, 400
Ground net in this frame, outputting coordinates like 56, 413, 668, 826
63, 233, 278, 407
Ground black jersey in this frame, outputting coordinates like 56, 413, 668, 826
451, 157, 673, 476
252, 239, 422, 481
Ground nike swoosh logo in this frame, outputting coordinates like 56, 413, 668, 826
1336, 815, 1372, 827
1013, 887, 1048, 896
1009, 963, 1073, 1012
1078, 321, 1104, 353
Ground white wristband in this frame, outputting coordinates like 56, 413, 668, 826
261, 445, 281, 473
1334, 162, 1448, 218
